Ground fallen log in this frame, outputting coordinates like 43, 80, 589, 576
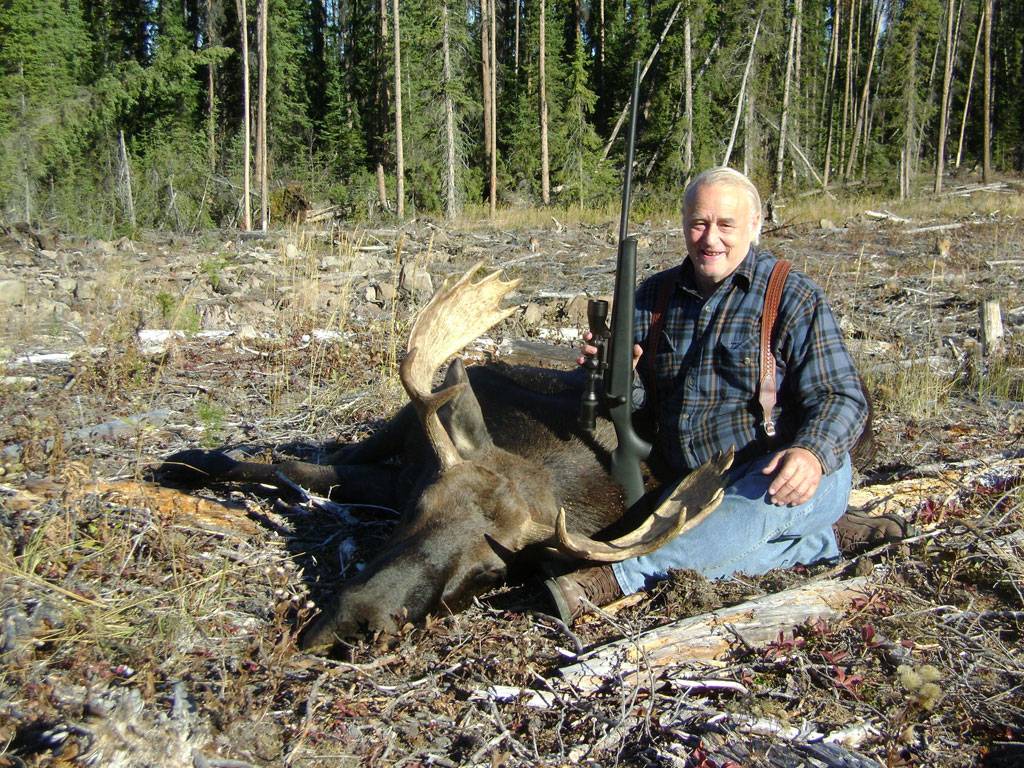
559, 576, 871, 692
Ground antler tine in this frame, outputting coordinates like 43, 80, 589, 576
553, 449, 735, 562
400, 262, 521, 470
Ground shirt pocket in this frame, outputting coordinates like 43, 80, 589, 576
713, 337, 759, 398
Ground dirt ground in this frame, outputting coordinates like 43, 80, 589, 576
1, 197, 1023, 767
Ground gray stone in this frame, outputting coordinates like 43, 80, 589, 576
74, 280, 98, 301
57, 278, 77, 294
0, 280, 26, 306
522, 303, 544, 326
563, 294, 590, 327
399, 263, 434, 301
819, 218, 836, 230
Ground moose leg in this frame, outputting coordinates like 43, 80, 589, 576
156, 450, 405, 506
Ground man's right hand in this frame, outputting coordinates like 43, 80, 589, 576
577, 331, 643, 369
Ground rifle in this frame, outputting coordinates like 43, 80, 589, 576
578, 62, 651, 507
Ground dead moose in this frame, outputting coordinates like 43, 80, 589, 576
158, 264, 732, 653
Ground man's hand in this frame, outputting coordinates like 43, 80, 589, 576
762, 447, 823, 506
577, 330, 643, 369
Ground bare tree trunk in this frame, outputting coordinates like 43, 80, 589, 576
206, 0, 217, 173
392, 0, 404, 218
481, 0, 492, 208
774, 0, 799, 194
236, 0, 251, 231
514, 0, 520, 74
489, 0, 497, 215
955, 0, 984, 169
117, 130, 136, 228
600, 2, 682, 161
934, 0, 956, 193
845, 0, 882, 179
901, 28, 919, 199
839, 0, 855, 173
442, 2, 458, 220
743, 74, 754, 176
376, 0, 390, 211
822, 0, 841, 186
683, 14, 693, 177
540, 0, 550, 204
793, 0, 802, 149
257, 0, 268, 230
723, 13, 761, 167
982, 0, 992, 182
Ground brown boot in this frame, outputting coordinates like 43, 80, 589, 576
833, 509, 912, 555
544, 564, 623, 624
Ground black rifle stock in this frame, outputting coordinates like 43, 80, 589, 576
579, 62, 651, 507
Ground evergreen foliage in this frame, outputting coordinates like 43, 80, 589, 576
0, 0, 1021, 229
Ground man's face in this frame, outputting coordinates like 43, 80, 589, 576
684, 182, 760, 293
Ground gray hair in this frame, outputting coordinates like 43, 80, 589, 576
683, 167, 763, 244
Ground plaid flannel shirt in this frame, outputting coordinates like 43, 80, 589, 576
634, 246, 868, 476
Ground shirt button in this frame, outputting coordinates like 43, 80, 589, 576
743, 355, 752, 366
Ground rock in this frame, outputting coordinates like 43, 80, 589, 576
399, 263, 433, 301
522, 303, 544, 326
74, 281, 98, 301
57, 278, 77, 294
376, 283, 397, 303
0, 280, 27, 306
819, 218, 836, 230
563, 294, 591, 326
285, 242, 300, 260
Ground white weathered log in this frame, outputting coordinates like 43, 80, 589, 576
904, 222, 963, 234
559, 577, 871, 692
864, 209, 910, 223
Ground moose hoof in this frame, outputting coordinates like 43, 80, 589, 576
154, 449, 240, 485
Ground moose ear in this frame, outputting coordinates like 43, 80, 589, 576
438, 358, 494, 459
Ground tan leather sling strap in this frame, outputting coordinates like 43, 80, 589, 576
759, 259, 792, 437
642, 258, 792, 438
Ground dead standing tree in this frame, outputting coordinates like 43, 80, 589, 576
393, 0, 405, 218
236, 0, 251, 231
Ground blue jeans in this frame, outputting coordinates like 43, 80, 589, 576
612, 452, 852, 595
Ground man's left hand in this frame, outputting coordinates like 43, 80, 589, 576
762, 447, 823, 506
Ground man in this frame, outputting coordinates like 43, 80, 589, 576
546, 167, 905, 624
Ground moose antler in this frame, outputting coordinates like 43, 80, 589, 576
552, 449, 734, 562
400, 263, 521, 470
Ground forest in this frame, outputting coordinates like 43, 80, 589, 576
0, 0, 1022, 232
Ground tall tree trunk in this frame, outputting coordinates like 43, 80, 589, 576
743, 71, 754, 176
822, 0, 841, 186
845, 0, 882, 179
683, 14, 693, 178
839, 0, 856, 173
117, 130, 136, 228
774, 0, 799, 194
955, 0, 984, 169
442, 2, 458, 219
539, 0, 550, 204
934, 0, 956, 192
793, 0, 802, 149
206, 0, 216, 173
982, 0, 992, 181
481, 0, 492, 208
489, 0, 497, 215
392, 0, 405, 218
257, 0, 268, 230
901, 28, 919, 199
376, 0, 390, 211
236, 0, 251, 231
723, 13, 761, 167
514, 0, 520, 74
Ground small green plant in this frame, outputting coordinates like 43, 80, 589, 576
200, 255, 229, 290
195, 400, 226, 448
155, 290, 201, 332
